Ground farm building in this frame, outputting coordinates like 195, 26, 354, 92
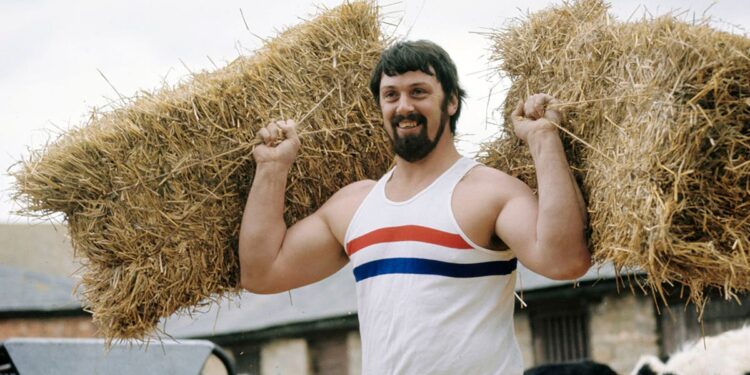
1, 223, 748, 374
0, 224, 96, 340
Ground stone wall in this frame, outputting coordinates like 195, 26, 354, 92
256, 330, 362, 375
345, 331, 361, 375
260, 338, 311, 375
589, 293, 659, 374
514, 310, 534, 368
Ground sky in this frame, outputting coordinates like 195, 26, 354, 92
1, 0, 748, 223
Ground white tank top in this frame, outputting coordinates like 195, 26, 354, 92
344, 157, 524, 375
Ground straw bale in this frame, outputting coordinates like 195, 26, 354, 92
479, 0, 750, 311
12, 1, 391, 341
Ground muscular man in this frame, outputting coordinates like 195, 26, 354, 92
238, 40, 590, 374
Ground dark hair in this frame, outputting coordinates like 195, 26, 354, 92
369, 40, 466, 134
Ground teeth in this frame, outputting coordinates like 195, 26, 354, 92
399, 120, 418, 129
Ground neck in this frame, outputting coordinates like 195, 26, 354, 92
392, 133, 462, 183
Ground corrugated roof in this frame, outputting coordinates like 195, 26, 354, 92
0, 265, 81, 313
163, 265, 359, 338
0, 224, 78, 277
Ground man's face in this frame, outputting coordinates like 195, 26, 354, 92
378, 69, 456, 162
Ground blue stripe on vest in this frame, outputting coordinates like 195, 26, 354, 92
353, 257, 517, 282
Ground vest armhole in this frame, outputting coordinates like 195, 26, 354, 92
448, 162, 518, 259
343, 174, 390, 256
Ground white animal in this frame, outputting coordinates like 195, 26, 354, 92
630, 326, 750, 375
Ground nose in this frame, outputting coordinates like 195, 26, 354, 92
396, 95, 415, 116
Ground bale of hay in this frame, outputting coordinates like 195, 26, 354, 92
12, 1, 392, 341
479, 0, 750, 311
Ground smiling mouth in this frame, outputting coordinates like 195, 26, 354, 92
397, 120, 419, 129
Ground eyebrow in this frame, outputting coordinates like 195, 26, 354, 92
380, 81, 431, 91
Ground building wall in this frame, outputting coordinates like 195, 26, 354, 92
260, 338, 310, 375
513, 310, 534, 368
589, 293, 659, 374
345, 331, 361, 375
308, 330, 349, 375
0, 315, 97, 339
220, 289, 663, 374
245, 319, 536, 373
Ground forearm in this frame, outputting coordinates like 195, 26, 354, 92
238, 163, 290, 286
527, 130, 590, 275
567, 166, 588, 228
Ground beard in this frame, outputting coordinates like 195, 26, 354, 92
390, 109, 448, 162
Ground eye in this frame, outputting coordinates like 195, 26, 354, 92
412, 87, 427, 97
382, 91, 397, 101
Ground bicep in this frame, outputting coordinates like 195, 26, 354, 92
494, 186, 545, 274
259, 211, 348, 293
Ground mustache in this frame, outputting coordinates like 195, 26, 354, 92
391, 112, 427, 128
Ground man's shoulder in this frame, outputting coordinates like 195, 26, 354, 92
322, 179, 377, 213
455, 163, 534, 208
462, 164, 525, 190
319, 179, 377, 242
335, 179, 377, 199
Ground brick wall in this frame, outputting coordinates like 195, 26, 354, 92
0, 315, 97, 339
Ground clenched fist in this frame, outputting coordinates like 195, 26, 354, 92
253, 119, 301, 167
511, 93, 564, 143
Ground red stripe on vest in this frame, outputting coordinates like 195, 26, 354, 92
346, 225, 472, 256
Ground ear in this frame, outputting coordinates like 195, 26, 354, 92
447, 94, 458, 116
